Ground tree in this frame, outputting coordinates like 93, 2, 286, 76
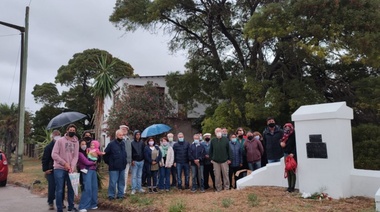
107, 82, 175, 138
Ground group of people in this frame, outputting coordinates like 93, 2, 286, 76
41, 117, 297, 212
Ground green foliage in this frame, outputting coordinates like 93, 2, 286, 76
107, 82, 175, 137
221, 198, 233, 208
247, 193, 259, 207
31, 83, 61, 106
352, 124, 380, 170
129, 195, 153, 206
169, 199, 186, 212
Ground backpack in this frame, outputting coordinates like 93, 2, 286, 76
284, 155, 297, 178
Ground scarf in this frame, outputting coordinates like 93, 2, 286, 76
161, 145, 169, 157
281, 123, 294, 143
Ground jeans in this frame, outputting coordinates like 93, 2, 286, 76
147, 170, 158, 188
158, 167, 171, 190
108, 169, 126, 198
46, 172, 55, 205
268, 159, 280, 163
54, 169, 74, 212
176, 163, 189, 188
123, 163, 131, 193
191, 165, 204, 190
131, 160, 144, 190
247, 161, 261, 171
170, 166, 177, 186
79, 170, 98, 210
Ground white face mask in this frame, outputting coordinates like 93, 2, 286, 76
216, 132, 222, 138
168, 137, 173, 142
81, 145, 87, 151
54, 136, 61, 141
149, 141, 154, 146
254, 135, 260, 140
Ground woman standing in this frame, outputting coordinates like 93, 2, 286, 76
78, 140, 98, 212
244, 131, 264, 171
280, 123, 297, 192
158, 137, 174, 191
144, 137, 162, 193
228, 134, 242, 189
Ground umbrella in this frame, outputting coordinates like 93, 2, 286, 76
141, 124, 171, 138
46, 111, 86, 130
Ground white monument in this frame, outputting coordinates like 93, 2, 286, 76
237, 102, 380, 209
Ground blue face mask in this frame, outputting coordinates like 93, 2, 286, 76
178, 138, 184, 142
231, 138, 237, 143
193, 140, 199, 144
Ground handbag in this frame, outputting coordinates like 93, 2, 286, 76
284, 155, 297, 178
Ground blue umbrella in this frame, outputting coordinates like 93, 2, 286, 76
46, 111, 87, 130
141, 124, 171, 138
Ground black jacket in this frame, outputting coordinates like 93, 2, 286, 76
42, 140, 55, 172
104, 139, 127, 171
173, 141, 190, 164
263, 126, 284, 161
131, 139, 145, 162
283, 132, 297, 161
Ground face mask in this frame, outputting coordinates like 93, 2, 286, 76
178, 138, 184, 142
205, 137, 210, 142
231, 138, 237, 143
254, 135, 260, 140
81, 145, 87, 151
53, 136, 61, 141
216, 132, 222, 138
247, 136, 253, 140
84, 137, 91, 142
238, 135, 243, 139
193, 140, 199, 144
222, 133, 228, 137
168, 137, 173, 142
199, 136, 203, 140
149, 141, 154, 146
162, 141, 168, 146
68, 132, 75, 137
117, 138, 123, 142
268, 123, 276, 128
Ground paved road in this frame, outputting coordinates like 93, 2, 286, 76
0, 184, 111, 212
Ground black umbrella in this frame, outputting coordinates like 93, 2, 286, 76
46, 112, 86, 130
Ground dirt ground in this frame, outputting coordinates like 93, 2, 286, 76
8, 158, 376, 212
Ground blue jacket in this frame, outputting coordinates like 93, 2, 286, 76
201, 141, 212, 165
263, 126, 284, 160
104, 139, 127, 171
173, 141, 190, 164
229, 141, 243, 167
188, 143, 205, 166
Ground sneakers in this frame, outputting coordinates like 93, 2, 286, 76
68, 208, 78, 212
191, 189, 196, 193
153, 188, 158, 193
79, 209, 87, 212
48, 204, 54, 210
91, 206, 98, 210
201, 189, 205, 193
149, 188, 153, 193
165, 189, 170, 192
131, 190, 136, 195
138, 189, 146, 193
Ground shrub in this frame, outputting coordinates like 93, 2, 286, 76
247, 193, 259, 207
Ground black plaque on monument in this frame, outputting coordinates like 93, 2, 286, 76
306, 134, 328, 159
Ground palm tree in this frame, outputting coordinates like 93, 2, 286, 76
92, 53, 118, 147
0, 103, 19, 161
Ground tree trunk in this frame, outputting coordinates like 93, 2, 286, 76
94, 98, 104, 149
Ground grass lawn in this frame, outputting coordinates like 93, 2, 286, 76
8, 155, 376, 212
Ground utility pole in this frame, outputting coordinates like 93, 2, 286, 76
0, 6, 29, 172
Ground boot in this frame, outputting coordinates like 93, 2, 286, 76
286, 171, 292, 192
290, 172, 296, 192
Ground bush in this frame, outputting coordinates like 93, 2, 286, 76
247, 193, 259, 207
352, 124, 380, 170
221, 198, 233, 208
169, 200, 186, 212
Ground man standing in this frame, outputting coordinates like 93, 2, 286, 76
119, 125, 132, 194
130, 130, 145, 194
52, 124, 79, 212
42, 130, 61, 210
188, 134, 205, 192
167, 133, 177, 187
262, 117, 284, 164
172, 132, 190, 190
209, 127, 232, 192
201, 133, 215, 190
104, 130, 127, 200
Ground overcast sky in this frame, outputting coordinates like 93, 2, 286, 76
0, 0, 187, 114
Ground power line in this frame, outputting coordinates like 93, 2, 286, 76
0, 33, 20, 38
8, 41, 21, 103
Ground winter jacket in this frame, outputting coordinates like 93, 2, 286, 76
52, 135, 79, 171
188, 143, 205, 166
125, 139, 132, 163
263, 126, 284, 161
104, 139, 127, 171
244, 139, 264, 163
283, 132, 297, 161
173, 141, 190, 164
144, 145, 162, 172
229, 141, 243, 167
201, 141, 212, 165
209, 137, 232, 163
159, 145, 174, 167
42, 140, 55, 172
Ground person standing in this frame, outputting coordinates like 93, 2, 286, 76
188, 134, 205, 192
244, 131, 264, 171
262, 117, 284, 164
104, 130, 127, 200
201, 133, 215, 190
228, 134, 242, 189
130, 130, 146, 194
144, 137, 162, 193
42, 130, 61, 210
172, 132, 190, 190
209, 127, 232, 192
235, 127, 247, 171
51, 124, 79, 212
120, 125, 132, 194
78, 141, 98, 212
158, 137, 174, 191
167, 133, 177, 187
280, 123, 297, 192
